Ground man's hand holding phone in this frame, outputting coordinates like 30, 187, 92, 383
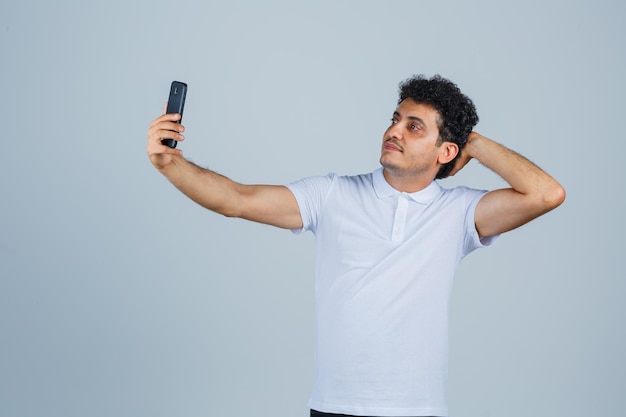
147, 81, 188, 171
147, 111, 185, 171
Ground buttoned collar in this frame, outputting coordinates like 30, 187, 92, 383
372, 167, 442, 204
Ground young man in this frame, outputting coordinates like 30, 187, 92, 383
146, 75, 565, 417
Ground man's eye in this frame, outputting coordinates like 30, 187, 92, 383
410, 123, 421, 131
390, 118, 398, 124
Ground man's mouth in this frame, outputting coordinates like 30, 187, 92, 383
383, 139, 403, 152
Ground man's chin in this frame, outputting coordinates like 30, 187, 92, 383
379, 155, 400, 171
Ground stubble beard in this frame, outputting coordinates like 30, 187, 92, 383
380, 153, 431, 180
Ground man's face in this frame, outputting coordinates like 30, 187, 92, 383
380, 99, 446, 179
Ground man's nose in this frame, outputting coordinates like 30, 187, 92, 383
388, 122, 404, 140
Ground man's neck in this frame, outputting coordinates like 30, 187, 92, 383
382, 168, 435, 193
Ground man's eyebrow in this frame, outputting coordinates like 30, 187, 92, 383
394, 110, 427, 127
407, 116, 426, 126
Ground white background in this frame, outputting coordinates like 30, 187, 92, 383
1, 1, 624, 416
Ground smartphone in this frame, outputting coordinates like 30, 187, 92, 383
162, 81, 188, 149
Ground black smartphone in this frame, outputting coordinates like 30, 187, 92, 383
162, 81, 188, 149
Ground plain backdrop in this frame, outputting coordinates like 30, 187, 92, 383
1, 1, 624, 416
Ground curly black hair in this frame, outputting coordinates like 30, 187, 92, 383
398, 74, 479, 179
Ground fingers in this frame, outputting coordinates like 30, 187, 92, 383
146, 112, 187, 169
148, 124, 185, 142
146, 127, 184, 170
147, 131, 184, 153
148, 115, 185, 142
147, 128, 184, 147
149, 112, 182, 128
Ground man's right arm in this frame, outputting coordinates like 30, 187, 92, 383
146, 112, 303, 230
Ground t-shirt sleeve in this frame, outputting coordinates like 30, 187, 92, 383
286, 173, 336, 234
463, 188, 499, 255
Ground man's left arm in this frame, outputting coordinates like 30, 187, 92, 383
453, 132, 566, 238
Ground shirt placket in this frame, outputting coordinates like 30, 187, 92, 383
391, 193, 409, 242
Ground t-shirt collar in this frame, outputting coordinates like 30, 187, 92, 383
373, 167, 442, 204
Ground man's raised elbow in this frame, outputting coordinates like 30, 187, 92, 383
542, 182, 566, 211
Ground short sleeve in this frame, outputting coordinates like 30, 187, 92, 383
463, 188, 499, 255
286, 173, 336, 234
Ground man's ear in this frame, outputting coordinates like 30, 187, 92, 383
438, 142, 459, 164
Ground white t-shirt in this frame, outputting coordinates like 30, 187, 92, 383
287, 168, 497, 417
